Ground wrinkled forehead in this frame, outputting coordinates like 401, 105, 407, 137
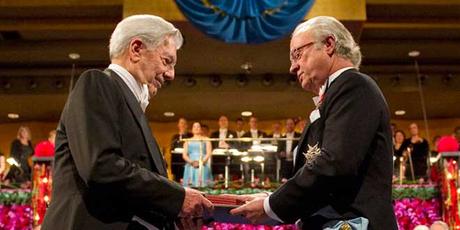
157, 37, 178, 54
290, 31, 314, 50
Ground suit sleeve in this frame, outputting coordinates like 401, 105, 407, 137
64, 70, 184, 217
269, 78, 384, 222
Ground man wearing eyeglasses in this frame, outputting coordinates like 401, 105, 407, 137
42, 15, 213, 230
231, 16, 397, 230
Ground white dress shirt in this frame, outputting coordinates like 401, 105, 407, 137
250, 129, 260, 145
285, 132, 295, 161
108, 64, 150, 112
109, 64, 157, 229
218, 128, 228, 148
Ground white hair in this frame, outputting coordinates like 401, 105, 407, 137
109, 14, 183, 59
430, 221, 449, 230
414, 225, 430, 230
292, 16, 362, 68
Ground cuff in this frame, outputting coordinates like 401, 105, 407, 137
263, 195, 283, 223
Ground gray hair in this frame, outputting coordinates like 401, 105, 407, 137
109, 14, 183, 59
292, 16, 362, 68
430, 221, 449, 230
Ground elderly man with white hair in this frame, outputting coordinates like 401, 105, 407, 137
231, 16, 397, 230
42, 15, 212, 230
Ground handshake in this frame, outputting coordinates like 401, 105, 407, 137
178, 188, 271, 229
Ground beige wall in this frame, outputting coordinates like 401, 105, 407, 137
1, 118, 459, 165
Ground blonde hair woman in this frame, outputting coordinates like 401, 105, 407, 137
9, 126, 33, 183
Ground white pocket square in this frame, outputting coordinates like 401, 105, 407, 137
309, 109, 321, 123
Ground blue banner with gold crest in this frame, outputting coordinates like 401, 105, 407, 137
174, 0, 315, 44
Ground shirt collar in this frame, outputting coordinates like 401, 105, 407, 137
326, 66, 354, 88
312, 67, 354, 105
108, 64, 150, 112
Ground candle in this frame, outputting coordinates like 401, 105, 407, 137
399, 157, 404, 185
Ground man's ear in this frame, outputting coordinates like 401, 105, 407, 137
128, 38, 143, 63
324, 35, 336, 57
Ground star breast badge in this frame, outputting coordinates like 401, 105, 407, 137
303, 143, 321, 168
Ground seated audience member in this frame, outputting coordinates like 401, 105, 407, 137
182, 122, 213, 187
34, 130, 56, 157
210, 115, 237, 149
170, 117, 192, 151
430, 221, 449, 230
402, 122, 429, 180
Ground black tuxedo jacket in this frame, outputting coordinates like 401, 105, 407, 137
277, 132, 301, 158
241, 130, 267, 139
241, 130, 267, 150
170, 132, 192, 150
210, 129, 237, 149
269, 69, 397, 229
42, 69, 185, 230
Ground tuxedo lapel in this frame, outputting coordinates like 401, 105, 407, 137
106, 70, 167, 176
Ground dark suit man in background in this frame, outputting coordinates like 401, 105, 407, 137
242, 116, 267, 148
42, 14, 212, 230
210, 115, 237, 150
278, 118, 301, 181
170, 117, 193, 151
232, 16, 397, 230
235, 117, 246, 138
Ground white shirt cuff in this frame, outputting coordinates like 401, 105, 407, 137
263, 196, 283, 223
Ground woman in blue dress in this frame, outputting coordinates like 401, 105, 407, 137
182, 122, 213, 187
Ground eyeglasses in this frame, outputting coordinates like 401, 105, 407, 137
290, 41, 315, 63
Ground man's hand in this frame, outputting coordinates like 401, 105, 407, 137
178, 188, 213, 230
229, 197, 269, 223
218, 192, 269, 204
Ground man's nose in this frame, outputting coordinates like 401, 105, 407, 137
164, 68, 175, 80
289, 62, 299, 75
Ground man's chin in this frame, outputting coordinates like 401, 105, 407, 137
148, 85, 158, 97
300, 82, 313, 92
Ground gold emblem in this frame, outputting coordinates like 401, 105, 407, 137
340, 222, 352, 230
303, 143, 321, 168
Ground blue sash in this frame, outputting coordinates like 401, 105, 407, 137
323, 217, 369, 230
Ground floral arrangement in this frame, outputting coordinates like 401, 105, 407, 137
0, 189, 32, 229
392, 184, 441, 230
202, 222, 297, 230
